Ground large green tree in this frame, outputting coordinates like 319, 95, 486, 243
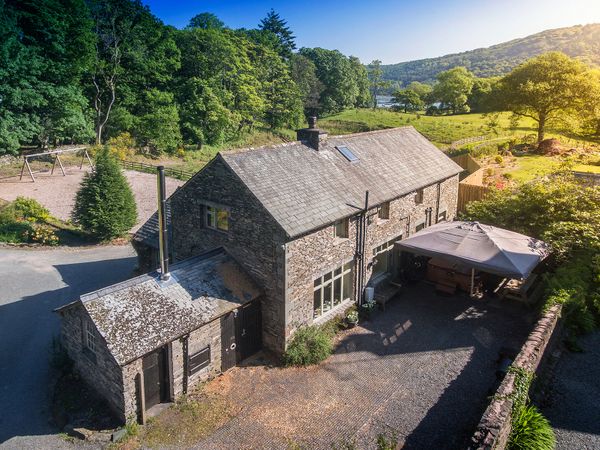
299, 47, 370, 114
259, 9, 296, 59
87, 0, 180, 145
187, 12, 224, 30
392, 88, 424, 112
498, 52, 588, 143
290, 54, 324, 116
0, 0, 94, 153
432, 66, 475, 114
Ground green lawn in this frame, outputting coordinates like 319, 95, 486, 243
506, 154, 600, 183
319, 109, 538, 147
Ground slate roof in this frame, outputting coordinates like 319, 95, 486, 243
131, 203, 171, 248
221, 126, 463, 237
74, 248, 260, 366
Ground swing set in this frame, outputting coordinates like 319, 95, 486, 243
19, 147, 94, 182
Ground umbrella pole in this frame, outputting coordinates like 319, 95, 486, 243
470, 268, 475, 297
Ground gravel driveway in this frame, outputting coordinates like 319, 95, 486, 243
542, 332, 600, 450
0, 167, 183, 232
0, 245, 137, 449
197, 284, 533, 450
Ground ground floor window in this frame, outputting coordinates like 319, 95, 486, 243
313, 262, 353, 318
372, 235, 402, 278
438, 210, 447, 222
84, 320, 97, 354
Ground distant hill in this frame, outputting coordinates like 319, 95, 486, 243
381, 24, 600, 85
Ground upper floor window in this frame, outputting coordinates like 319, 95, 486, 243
333, 218, 349, 239
415, 189, 424, 205
206, 205, 229, 231
84, 320, 97, 354
378, 202, 390, 220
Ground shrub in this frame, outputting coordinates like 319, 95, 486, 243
283, 325, 334, 367
27, 225, 59, 246
0, 221, 33, 243
3, 197, 50, 223
72, 147, 137, 240
509, 405, 556, 450
106, 132, 136, 160
494, 155, 504, 164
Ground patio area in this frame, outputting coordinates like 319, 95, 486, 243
194, 283, 535, 449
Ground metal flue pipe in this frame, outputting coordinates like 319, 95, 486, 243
157, 166, 170, 281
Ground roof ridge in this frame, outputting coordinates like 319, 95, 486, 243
80, 247, 227, 302
331, 125, 416, 140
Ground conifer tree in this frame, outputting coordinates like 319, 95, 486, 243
73, 147, 137, 240
259, 9, 296, 59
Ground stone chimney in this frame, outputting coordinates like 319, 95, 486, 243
297, 116, 328, 150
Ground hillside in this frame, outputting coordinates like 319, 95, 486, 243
382, 23, 600, 84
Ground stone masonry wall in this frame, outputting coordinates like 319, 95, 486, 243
285, 175, 459, 339
470, 304, 563, 450
59, 305, 126, 422
120, 318, 223, 421
170, 156, 288, 353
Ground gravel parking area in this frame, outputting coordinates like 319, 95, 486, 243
0, 167, 183, 232
541, 332, 600, 450
196, 284, 533, 450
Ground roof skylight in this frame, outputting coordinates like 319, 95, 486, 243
336, 146, 358, 162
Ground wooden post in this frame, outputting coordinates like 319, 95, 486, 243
470, 268, 475, 297
25, 158, 35, 182
85, 150, 94, 171
135, 372, 146, 425
51, 155, 58, 175
56, 154, 66, 176
19, 158, 26, 181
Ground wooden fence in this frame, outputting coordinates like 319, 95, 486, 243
120, 160, 195, 181
457, 182, 490, 213
450, 154, 490, 213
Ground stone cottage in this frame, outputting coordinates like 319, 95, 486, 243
57, 119, 462, 422
133, 119, 462, 353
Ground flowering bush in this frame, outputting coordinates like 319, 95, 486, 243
27, 225, 59, 246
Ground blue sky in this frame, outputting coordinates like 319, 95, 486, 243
145, 0, 600, 64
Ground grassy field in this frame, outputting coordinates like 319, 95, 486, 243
319, 109, 538, 147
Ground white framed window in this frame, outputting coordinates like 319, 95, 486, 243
84, 320, 97, 354
438, 210, 447, 222
378, 202, 390, 220
206, 205, 229, 231
333, 218, 349, 239
372, 235, 401, 277
313, 262, 353, 318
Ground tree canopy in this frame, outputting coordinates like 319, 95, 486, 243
432, 67, 475, 114
0, 1, 371, 156
497, 52, 588, 142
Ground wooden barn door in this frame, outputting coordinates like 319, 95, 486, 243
220, 312, 237, 372
235, 300, 262, 362
142, 346, 169, 410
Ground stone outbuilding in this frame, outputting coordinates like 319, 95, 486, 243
56, 248, 262, 422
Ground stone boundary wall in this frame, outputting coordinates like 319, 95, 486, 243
469, 304, 563, 450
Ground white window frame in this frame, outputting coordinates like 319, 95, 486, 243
205, 205, 229, 231
313, 262, 353, 319
438, 210, 447, 222
333, 218, 349, 239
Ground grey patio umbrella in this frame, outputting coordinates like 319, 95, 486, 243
396, 221, 549, 280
